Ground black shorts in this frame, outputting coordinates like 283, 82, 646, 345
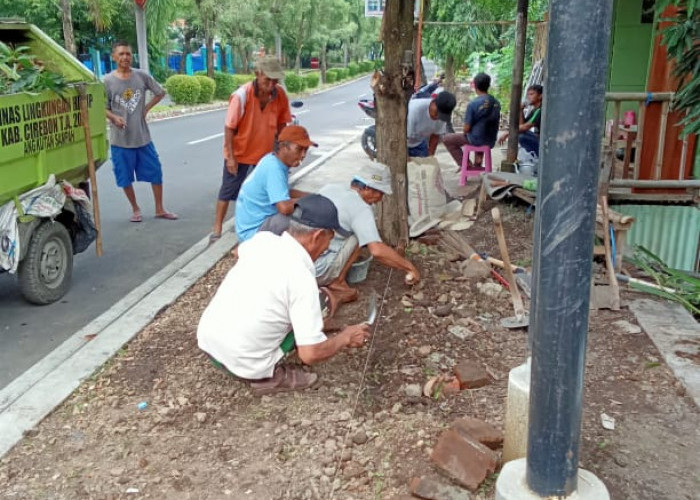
217, 161, 255, 201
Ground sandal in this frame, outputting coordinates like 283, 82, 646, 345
155, 211, 179, 220
208, 232, 222, 244
130, 211, 142, 223
250, 365, 318, 396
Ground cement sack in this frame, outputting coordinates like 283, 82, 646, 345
407, 156, 447, 226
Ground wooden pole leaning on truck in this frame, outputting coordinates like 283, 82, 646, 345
77, 84, 103, 257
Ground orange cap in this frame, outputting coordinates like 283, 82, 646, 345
278, 125, 318, 148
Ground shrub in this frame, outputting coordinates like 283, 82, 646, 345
232, 73, 255, 88
196, 71, 236, 100
325, 69, 338, 83
335, 68, 348, 80
165, 75, 201, 105
194, 75, 216, 103
360, 60, 374, 73
347, 62, 359, 77
284, 72, 304, 93
304, 72, 320, 89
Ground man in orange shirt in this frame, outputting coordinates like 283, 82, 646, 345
210, 56, 292, 241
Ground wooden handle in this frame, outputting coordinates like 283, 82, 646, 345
491, 208, 525, 318
78, 85, 102, 257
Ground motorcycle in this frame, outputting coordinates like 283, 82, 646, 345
291, 100, 304, 125
358, 75, 454, 160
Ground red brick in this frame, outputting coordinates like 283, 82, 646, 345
451, 417, 504, 450
430, 428, 498, 491
410, 476, 472, 500
453, 362, 490, 389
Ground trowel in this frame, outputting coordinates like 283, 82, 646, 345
492, 208, 530, 329
366, 290, 378, 325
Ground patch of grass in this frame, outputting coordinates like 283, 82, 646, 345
645, 361, 661, 369
478, 472, 499, 494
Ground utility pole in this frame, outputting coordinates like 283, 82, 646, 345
504, 0, 528, 169
134, 0, 149, 73
496, 0, 614, 498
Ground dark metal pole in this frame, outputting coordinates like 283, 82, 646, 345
526, 0, 613, 496
505, 0, 528, 165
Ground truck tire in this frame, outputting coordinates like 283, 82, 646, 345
362, 125, 377, 160
17, 221, 73, 305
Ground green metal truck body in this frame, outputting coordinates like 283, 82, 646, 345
1, 21, 109, 304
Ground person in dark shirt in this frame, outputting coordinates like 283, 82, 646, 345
443, 72, 501, 168
498, 84, 543, 155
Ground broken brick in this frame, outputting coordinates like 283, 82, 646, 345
410, 476, 472, 500
453, 362, 490, 389
451, 417, 504, 450
430, 428, 498, 491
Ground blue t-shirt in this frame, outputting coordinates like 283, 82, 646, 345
235, 153, 290, 242
464, 94, 501, 148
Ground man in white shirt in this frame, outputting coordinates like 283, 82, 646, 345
197, 195, 370, 396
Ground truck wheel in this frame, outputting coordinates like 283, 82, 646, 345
362, 125, 377, 160
17, 221, 73, 305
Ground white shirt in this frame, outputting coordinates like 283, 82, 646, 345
406, 98, 447, 148
197, 231, 326, 379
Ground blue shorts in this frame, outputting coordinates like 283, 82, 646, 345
111, 142, 163, 188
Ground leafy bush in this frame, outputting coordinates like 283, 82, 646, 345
194, 75, 216, 103
347, 62, 359, 77
325, 69, 338, 83
196, 71, 236, 100
165, 75, 201, 105
232, 73, 255, 88
0, 42, 66, 96
359, 60, 374, 73
284, 72, 304, 93
335, 68, 348, 80
304, 72, 320, 89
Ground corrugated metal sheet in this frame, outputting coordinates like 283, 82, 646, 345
612, 204, 700, 271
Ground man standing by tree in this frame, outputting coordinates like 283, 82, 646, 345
443, 73, 501, 168
105, 41, 177, 222
210, 56, 292, 242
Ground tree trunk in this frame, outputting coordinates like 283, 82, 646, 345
60, 0, 76, 56
179, 34, 191, 74
320, 42, 327, 83
444, 54, 456, 93
376, 0, 414, 247
221, 44, 228, 73
206, 35, 215, 77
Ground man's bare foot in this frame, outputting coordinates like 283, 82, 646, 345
327, 283, 359, 304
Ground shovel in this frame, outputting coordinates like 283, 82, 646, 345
491, 208, 529, 329
365, 290, 378, 326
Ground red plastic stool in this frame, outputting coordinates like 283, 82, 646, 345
460, 144, 492, 185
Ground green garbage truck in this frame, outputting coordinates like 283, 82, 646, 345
0, 20, 108, 304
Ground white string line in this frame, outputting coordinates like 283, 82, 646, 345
327, 268, 394, 500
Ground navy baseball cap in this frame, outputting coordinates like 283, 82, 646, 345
291, 195, 351, 237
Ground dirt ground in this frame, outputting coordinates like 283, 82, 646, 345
1, 198, 698, 500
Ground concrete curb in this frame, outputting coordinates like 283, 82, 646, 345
0, 222, 236, 458
289, 131, 363, 186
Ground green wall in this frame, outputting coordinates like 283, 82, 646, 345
608, 0, 655, 93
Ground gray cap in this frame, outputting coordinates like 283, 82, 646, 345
353, 162, 393, 195
255, 55, 284, 80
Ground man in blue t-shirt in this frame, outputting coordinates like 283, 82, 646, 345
234, 126, 315, 242
443, 73, 501, 168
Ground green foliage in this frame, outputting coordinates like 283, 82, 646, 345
194, 74, 216, 103
325, 69, 338, 83
232, 74, 255, 88
284, 72, 305, 93
304, 71, 320, 88
0, 42, 66, 96
359, 60, 374, 72
165, 74, 200, 105
630, 245, 700, 315
656, 1, 699, 136
198, 71, 236, 100
347, 62, 359, 76
335, 67, 348, 80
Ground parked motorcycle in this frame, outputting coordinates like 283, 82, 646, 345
291, 100, 304, 125
358, 75, 454, 160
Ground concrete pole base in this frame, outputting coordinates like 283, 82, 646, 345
502, 359, 531, 463
495, 458, 610, 500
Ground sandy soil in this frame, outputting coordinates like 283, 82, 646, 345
1, 198, 698, 500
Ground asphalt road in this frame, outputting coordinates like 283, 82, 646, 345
0, 75, 374, 389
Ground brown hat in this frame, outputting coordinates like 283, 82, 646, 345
255, 55, 285, 80
278, 125, 318, 148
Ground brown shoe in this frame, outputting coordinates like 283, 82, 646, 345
249, 365, 318, 396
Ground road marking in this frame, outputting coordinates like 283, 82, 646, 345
331, 101, 346, 107
295, 109, 310, 115
358, 93, 367, 98
187, 132, 223, 145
